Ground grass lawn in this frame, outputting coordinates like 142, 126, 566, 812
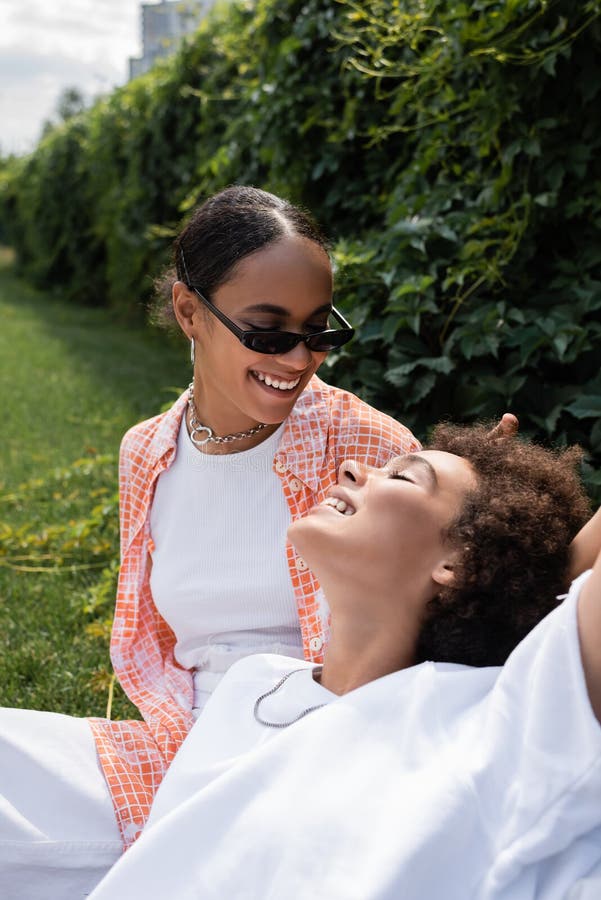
0, 249, 188, 717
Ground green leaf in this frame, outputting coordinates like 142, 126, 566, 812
565, 396, 601, 420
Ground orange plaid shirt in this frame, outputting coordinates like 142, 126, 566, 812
88, 376, 420, 847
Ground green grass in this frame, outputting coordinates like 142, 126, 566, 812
0, 249, 188, 717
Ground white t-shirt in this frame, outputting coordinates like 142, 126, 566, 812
89, 572, 601, 900
149, 417, 303, 710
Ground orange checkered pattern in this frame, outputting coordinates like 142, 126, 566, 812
88, 376, 420, 847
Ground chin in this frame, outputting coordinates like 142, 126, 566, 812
287, 516, 305, 546
287, 515, 320, 563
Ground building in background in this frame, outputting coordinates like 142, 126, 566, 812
129, 1, 215, 79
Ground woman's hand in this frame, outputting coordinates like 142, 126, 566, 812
487, 413, 519, 441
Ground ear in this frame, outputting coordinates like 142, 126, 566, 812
431, 554, 458, 589
172, 281, 201, 339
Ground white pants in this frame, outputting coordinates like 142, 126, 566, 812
0, 707, 123, 900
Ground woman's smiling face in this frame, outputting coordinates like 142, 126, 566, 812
177, 233, 333, 434
289, 450, 477, 600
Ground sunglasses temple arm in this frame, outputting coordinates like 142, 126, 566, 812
331, 306, 353, 329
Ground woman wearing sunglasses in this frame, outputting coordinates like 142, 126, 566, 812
87, 185, 425, 848
88, 424, 601, 900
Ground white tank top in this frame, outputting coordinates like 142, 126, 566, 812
149, 417, 304, 714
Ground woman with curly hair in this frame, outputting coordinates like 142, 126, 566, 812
90, 424, 601, 900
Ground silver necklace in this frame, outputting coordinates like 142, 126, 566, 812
187, 383, 267, 447
253, 667, 326, 728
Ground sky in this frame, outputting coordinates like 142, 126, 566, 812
0, 1, 143, 155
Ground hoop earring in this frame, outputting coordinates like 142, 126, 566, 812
190, 338, 195, 367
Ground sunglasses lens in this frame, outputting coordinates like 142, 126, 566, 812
247, 333, 299, 355
306, 329, 355, 352
245, 327, 355, 355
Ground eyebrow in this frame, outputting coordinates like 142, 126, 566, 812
388, 455, 439, 488
239, 302, 333, 318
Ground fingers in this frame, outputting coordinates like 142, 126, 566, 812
488, 413, 519, 441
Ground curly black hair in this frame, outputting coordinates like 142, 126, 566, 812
415, 424, 591, 667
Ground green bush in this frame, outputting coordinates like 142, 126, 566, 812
326, 0, 601, 503
1, 0, 600, 498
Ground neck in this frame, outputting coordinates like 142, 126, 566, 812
186, 405, 280, 454
318, 594, 423, 696
187, 383, 281, 454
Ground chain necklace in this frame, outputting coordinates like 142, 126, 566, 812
187, 383, 267, 447
253, 667, 326, 729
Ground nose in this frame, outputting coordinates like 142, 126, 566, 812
277, 338, 315, 369
337, 459, 368, 486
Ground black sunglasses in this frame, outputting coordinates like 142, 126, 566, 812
187, 285, 355, 355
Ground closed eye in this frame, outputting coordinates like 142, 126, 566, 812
389, 471, 415, 484
387, 455, 438, 490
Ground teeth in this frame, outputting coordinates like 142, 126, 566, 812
324, 497, 355, 516
254, 372, 301, 391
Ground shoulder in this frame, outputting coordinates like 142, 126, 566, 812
309, 375, 421, 462
120, 393, 187, 468
480, 574, 600, 751
120, 412, 166, 456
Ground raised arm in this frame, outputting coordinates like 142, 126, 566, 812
577, 541, 601, 723
569, 505, 601, 583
